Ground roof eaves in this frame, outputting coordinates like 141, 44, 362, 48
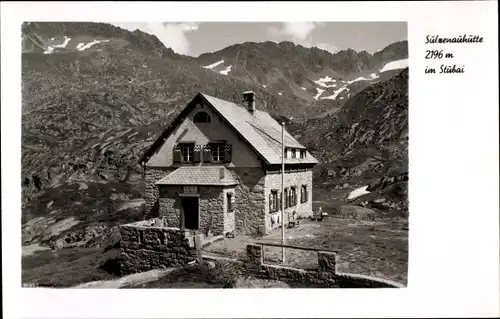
199, 93, 271, 166
139, 93, 204, 164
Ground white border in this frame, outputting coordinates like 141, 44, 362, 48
2, 1, 499, 318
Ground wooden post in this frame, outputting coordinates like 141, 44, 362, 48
195, 233, 202, 263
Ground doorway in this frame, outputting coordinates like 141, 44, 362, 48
181, 197, 199, 230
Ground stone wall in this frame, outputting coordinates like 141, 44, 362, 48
119, 220, 198, 274
264, 169, 313, 232
233, 244, 403, 288
144, 167, 174, 218
229, 168, 266, 236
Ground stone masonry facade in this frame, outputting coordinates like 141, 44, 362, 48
158, 185, 227, 236
144, 167, 175, 218
228, 167, 266, 235
264, 169, 314, 232
143, 167, 313, 236
148, 167, 266, 236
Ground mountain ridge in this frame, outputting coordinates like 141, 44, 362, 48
21, 22, 408, 207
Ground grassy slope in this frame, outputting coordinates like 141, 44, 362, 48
22, 247, 120, 287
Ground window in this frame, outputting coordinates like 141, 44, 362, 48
300, 185, 308, 203
291, 149, 296, 159
180, 143, 194, 162
290, 187, 297, 207
269, 190, 278, 212
284, 147, 288, 159
211, 143, 225, 162
193, 111, 211, 123
286, 188, 289, 208
300, 150, 306, 159
227, 193, 234, 212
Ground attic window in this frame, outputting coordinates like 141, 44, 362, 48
193, 111, 211, 123
291, 149, 296, 159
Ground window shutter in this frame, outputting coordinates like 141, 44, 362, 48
173, 145, 181, 163
304, 187, 308, 202
223, 144, 232, 163
203, 145, 212, 163
193, 145, 201, 163
278, 192, 282, 210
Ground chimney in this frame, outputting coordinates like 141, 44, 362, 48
219, 167, 225, 180
243, 91, 256, 114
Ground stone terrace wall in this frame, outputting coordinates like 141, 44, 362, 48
205, 244, 403, 288
119, 219, 197, 274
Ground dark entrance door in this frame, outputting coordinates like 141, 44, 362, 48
181, 197, 199, 230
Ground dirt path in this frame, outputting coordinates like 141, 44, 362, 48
72, 268, 175, 289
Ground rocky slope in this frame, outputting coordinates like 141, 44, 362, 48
21, 22, 311, 199
196, 40, 408, 103
21, 22, 409, 250
288, 68, 409, 185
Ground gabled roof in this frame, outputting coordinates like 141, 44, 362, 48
156, 166, 238, 186
140, 92, 319, 166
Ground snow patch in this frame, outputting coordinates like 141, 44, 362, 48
314, 88, 325, 100
118, 199, 146, 212
278, 92, 282, 96
321, 87, 348, 100
77, 39, 110, 51
380, 58, 408, 73
347, 186, 370, 200
301, 87, 306, 90
219, 65, 232, 75
44, 36, 72, 54
53, 36, 71, 48
347, 76, 369, 84
22, 244, 50, 257
314, 76, 337, 88
371, 73, 379, 79
202, 60, 224, 69
262, 85, 267, 88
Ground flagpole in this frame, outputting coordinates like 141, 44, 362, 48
281, 121, 286, 264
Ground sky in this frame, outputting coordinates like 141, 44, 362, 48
112, 22, 407, 57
